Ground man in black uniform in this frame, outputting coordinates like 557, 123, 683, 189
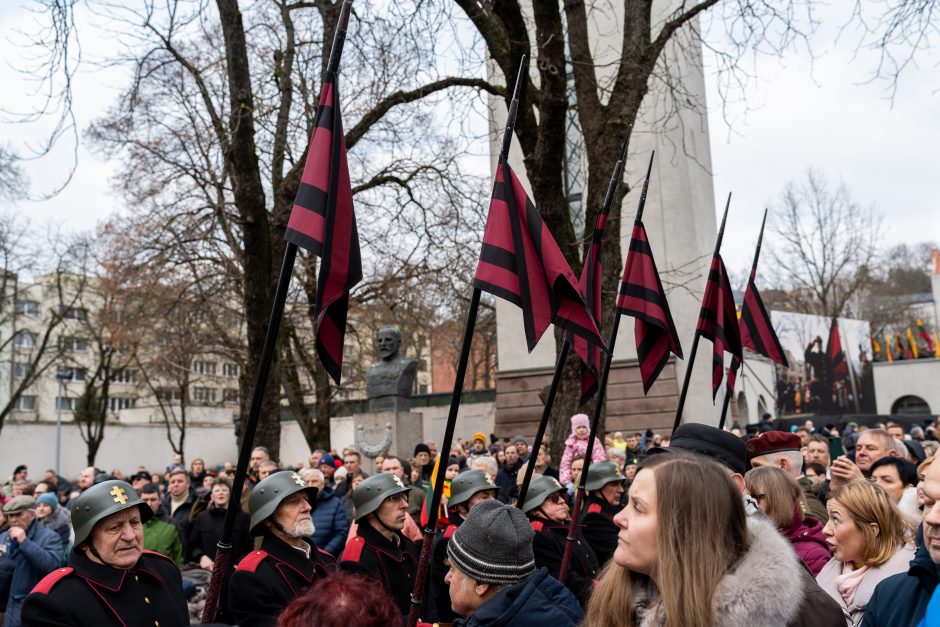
229, 470, 334, 627
21, 479, 189, 626
427, 470, 498, 622
521, 475, 598, 608
341, 472, 420, 617
579, 461, 625, 567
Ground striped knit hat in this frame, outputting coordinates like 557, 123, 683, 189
446, 499, 535, 586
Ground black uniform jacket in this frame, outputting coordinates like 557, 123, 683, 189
21, 549, 188, 627
229, 531, 335, 627
340, 520, 420, 616
427, 521, 461, 623
579, 494, 619, 568
529, 514, 598, 608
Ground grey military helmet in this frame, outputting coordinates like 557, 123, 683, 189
448, 470, 498, 508
71, 480, 153, 547
353, 473, 411, 521
584, 461, 626, 491
249, 470, 319, 536
520, 475, 565, 514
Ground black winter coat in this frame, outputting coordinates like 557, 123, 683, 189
340, 520, 420, 617
528, 514, 597, 608
580, 494, 619, 568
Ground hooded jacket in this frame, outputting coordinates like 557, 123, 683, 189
815, 542, 917, 627
630, 515, 844, 627
784, 512, 831, 576
453, 567, 582, 626
860, 542, 938, 627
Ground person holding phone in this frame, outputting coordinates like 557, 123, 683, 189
830, 429, 898, 491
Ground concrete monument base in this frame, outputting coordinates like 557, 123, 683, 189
353, 410, 424, 475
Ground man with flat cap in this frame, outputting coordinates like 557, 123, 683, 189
445, 499, 582, 625
22, 479, 188, 626
230, 470, 334, 627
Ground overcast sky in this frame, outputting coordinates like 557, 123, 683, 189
2, 2, 938, 276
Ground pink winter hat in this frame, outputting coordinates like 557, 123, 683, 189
570, 414, 589, 430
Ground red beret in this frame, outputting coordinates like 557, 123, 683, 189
745, 431, 802, 459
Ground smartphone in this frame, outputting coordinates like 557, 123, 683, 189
829, 436, 844, 460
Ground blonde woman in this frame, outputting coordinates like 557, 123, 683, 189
816, 479, 915, 626
585, 453, 842, 627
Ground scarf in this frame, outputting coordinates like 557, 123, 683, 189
835, 561, 870, 606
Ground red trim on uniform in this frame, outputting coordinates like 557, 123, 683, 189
236, 550, 270, 573
443, 524, 458, 539
530, 520, 544, 532
342, 536, 365, 562
141, 549, 176, 565
317, 547, 335, 560
587, 503, 602, 515
30, 568, 73, 595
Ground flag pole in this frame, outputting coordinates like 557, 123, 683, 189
671, 192, 731, 435
559, 150, 655, 584
517, 137, 630, 508
406, 55, 527, 627
717, 208, 766, 430
200, 2, 352, 622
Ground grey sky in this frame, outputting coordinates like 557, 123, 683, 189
2, 2, 937, 277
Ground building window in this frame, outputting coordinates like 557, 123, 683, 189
64, 367, 87, 382
157, 388, 183, 402
61, 336, 87, 352
55, 397, 75, 411
15, 395, 37, 411
192, 387, 217, 403
13, 362, 32, 379
891, 395, 931, 415
108, 397, 137, 412
223, 388, 239, 403
193, 361, 216, 376
222, 363, 240, 378
14, 332, 38, 348
63, 307, 88, 321
109, 369, 137, 384
15, 301, 39, 316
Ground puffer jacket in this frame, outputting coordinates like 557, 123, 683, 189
630, 515, 844, 627
311, 487, 349, 557
0, 520, 64, 627
785, 511, 831, 576
453, 568, 582, 626
816, 543, 916, 627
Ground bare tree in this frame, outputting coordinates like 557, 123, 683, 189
766, 169, 882, 319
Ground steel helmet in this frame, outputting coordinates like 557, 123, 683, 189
448, 470, 498, 508
71, 480, 152, 547
584, 461, 626, 491
520, 475, 565, 514
248, 471, 318, 536
353, 473, 411, 521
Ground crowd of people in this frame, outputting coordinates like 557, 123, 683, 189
1, 413, 938, 626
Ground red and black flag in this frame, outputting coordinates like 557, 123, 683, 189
474, 160, 605, 363
739, 268, 789, 367
285, 72, 361, 384
616, 222, 683, 393
569, 204, 608, 405
826, 317, 848, 380
696, 254, 743, 398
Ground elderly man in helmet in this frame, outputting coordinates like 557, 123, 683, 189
426, 470, 498, 623
521, 474, 598, 608
341, 472, 420, 617
229, 470, 334, 627
579, 460, 626, 567
21, 480, 188, 626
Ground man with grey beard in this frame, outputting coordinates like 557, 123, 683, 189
230, 471, 335, 627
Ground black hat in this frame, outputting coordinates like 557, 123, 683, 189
414, 443, 431, 457
648, 423, 747, 475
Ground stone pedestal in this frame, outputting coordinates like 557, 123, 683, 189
353, 411, 424, 475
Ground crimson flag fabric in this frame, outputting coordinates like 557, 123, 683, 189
616, 222, 683, 393
474, 160, 605, 365
568, 205, 609, 405
695, 254, 743, 398
285, 73, 361, 384
739, 269, 789, 367
826, 318, 848, 380
726, 355, 741, 396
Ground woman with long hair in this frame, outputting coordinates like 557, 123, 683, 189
745, 466, 830, 575
816, 479, 915, 626
586, 453, 835, 627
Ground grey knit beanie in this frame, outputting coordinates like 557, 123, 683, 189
446, 499, 535, 586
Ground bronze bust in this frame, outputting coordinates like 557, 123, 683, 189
366, 325, 417, 411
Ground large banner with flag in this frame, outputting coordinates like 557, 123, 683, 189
768, 311, 874, 415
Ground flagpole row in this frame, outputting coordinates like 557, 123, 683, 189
407, 288, 481, 627
560, 311, 622, 584
517, 340, 570, 509
202, 244, 297, 623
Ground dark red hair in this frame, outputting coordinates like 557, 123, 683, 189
276, 572, 403, 627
